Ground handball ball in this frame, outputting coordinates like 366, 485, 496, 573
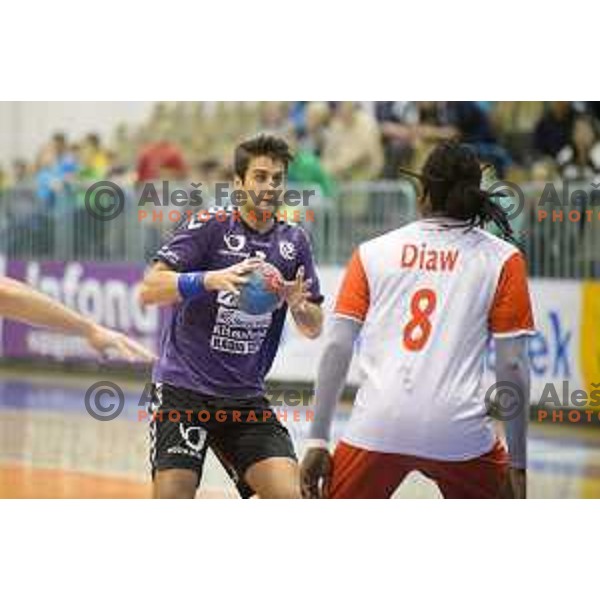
238, 262, 285, 315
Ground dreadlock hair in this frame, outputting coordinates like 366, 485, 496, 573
399, 141, 515, 242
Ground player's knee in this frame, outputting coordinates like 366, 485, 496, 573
153, 485, 196, 499
278, 487, 302, 499
257, 482, 301, 499
244, 459, 301, 499
152, 470, 198, 499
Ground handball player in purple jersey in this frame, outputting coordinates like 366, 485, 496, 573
140, 134, 324, 498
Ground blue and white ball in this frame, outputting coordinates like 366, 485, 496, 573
238, 262, 285, 315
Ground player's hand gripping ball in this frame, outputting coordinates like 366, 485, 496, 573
238, 262, 285, 315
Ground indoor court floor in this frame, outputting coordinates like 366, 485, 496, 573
0, 370, 599, 499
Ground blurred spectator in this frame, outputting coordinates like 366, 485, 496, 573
447, 101, 511, 176
375, 101, 418, 178
409, 101, 458, 170
491, 101, 543, 165
0, 166, 6, 199
169, 102, 189, 134
585, 101, 600, 122
11, 159, 31, 186
82, 133, 109, 177
288, 139, 336, 199
9, 160, 36, 208
322, 102, 383, 181
112, 123, 135, 168
189, 158, 230, 202
407, 101, 510, 175
70, 144, 82, 172
447, 101, 496, 145
530, 158, 558, 183
415, 101, 458, 140
534, 102, 576, 159
376, 101, 494, 176
237, 102, 260, 137
52, 132, 78, 179
136, 121, 187, 182
556, 114, 600, 181
553, 115, 600, 279
147, 102, 169, 132
289, 101, 308, 136
259, 101, 290, 136
35, 146, 63, 206
105, 151, 127, 179
476, 101, 494, 113
196, 158, 223, 182
299, 102, 332, 156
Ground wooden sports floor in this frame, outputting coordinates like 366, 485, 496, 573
1, 372, 598, 499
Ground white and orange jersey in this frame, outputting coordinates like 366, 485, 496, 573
336, 217, 535, 460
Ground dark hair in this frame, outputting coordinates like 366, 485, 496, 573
53, 132, 67, 145
86, 132, 101, 148
234, 134, 293, 181
400, 141, 514, 240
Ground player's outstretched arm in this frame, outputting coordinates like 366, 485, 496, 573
282, 265, 323, 339
495, 335, 531, 499
139, 263, 182, 306
290, 301, 323, 339
0, 276, 155, 362
139, 258, 264, 307
301, 315, 362, 499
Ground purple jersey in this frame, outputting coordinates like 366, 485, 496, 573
152, 208, 324, 398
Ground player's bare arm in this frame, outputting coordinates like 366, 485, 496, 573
139, 258, 264, 306
0, 276, 154, 362
290, 301, 323, 339
282, 265, 323, 339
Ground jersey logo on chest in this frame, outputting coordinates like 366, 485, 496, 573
279, 241, 296, 260
224, 233, 246, 252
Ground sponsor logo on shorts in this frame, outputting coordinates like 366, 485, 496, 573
166, 446, 204, 459
179, 423, 207, 452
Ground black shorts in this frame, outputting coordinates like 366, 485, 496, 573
149, 383, 296, 498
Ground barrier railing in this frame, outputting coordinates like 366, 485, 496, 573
517, 182, 600, 279
0, 179, 598, 279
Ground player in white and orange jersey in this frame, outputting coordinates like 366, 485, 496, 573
301, 141, 534, 499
